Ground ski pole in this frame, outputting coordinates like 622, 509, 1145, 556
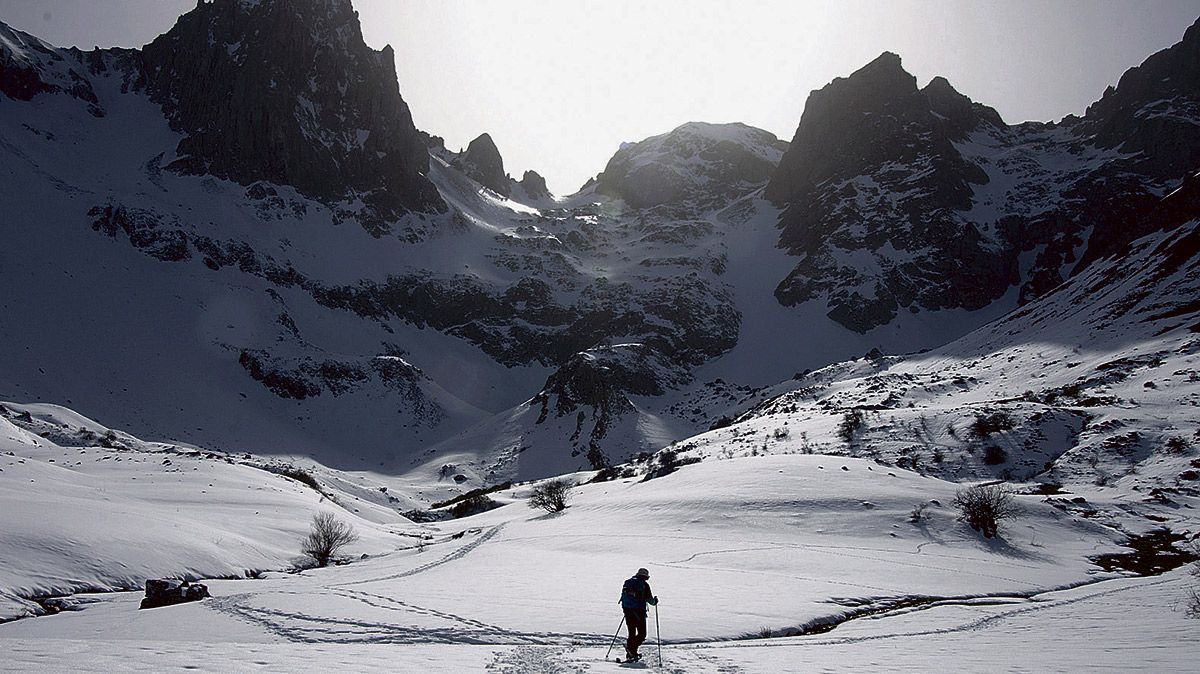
655, 605, 662, 667
605, 615, 626, 660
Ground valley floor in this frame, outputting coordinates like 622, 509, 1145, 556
0, 570, 1194, 673
2, 452, 1197, 672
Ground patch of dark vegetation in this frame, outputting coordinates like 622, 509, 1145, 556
970, 411, 1015, 439
448, 495, 502, 519
431, 482, 512, 510
590, 465, 637, 483
642, 448, 702, 481
838, 408, 867, 444
1028, 482, 1065, 496
1165, 436, 1192, 455
982, 445, 1008, 465
267, 464, 320, 491
1092, 529, 1199, 575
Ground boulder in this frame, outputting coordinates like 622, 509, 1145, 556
139, 579, 210, 610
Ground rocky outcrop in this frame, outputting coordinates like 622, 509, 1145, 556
139, 579, 209, 610
138, 0, 443, 225
0, 22, 108, 116
765, 23, 1200, 333
1083, 16, 1200, 180
518, 170, 552, 201
596, 122, 787, 209
532, 344, 689, 466
453, 133, 511, 196
766, 53, 1008, 331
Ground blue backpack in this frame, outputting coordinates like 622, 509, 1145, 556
620, 576, 649, 610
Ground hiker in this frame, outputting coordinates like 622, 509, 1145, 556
619, 567, 658, 662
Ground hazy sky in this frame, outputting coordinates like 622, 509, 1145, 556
2, 1, 1198, 194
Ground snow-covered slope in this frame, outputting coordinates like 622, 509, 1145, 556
0, 402, 428, 621
666, 174, 1200, 538
4, 3, 1196, 481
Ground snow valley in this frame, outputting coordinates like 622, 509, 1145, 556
1, 1, 1199, 671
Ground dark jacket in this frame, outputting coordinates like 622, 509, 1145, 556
620, 576, 654, 612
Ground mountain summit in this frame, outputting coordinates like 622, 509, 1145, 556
139, 0, 443, 224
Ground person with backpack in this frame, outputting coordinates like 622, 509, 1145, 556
619, 567, 658, 662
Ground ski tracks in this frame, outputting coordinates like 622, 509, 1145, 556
331, 523, 506, 587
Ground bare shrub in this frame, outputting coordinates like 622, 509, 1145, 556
301, 512, 359, 567
528, 479, 573, 513
953, 484, 1019, 538
982, 445, 1008, 465
838, 409, 866, 444
970, 411, 1015, 439
1165, 436, 1191, 455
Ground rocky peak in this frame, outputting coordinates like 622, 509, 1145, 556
764, 52, 993, 206
1083, 15, 1200, 179
922, 76, 1004, 138
766, 52, 1011, 332
138, 0, 443, 226
594, 121, 786, 210
518, 170, 551, 201
454, 133, 511, 196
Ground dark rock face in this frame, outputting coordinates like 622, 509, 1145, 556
766, 23, 1200, 333
532, 344, 689, 467
453, 133, 511, 196
518, 170, 552, 201
0, 23, 108, 116
766, 53, 1007, 331
596, 122, 787, 210
138, 0, 443, 223
1083, 17, 1200, 180
139, 579, 209, 609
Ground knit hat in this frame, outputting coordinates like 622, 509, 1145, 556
636, 567, 650, 578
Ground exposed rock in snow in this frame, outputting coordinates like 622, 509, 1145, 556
137, 0, 444, 225
595, 121, 786, 209
452, 133, 511, 197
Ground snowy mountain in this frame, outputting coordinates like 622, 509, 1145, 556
2, 2, 1199, 483
766, 19, 1200, 332
2, 1, 1200, 669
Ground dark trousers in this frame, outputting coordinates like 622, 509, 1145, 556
623, 608, 647, 656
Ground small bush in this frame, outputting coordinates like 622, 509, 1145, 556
301, 512, 359, 567
982, 445, 1008, 465
276, 465, 321, 491
1165, 437, 1191, 455
643, 448, 702, 481
970, 411, 1015, 439
528, 479, 573, 513
953, 484, 1019, 538
838, 409, 866, 444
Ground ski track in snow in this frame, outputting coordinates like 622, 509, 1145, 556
690, 575, 1177, 652
330, 523, 506, 587
205, 522, 615, 646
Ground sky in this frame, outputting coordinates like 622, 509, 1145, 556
1, 0, 1198, 194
